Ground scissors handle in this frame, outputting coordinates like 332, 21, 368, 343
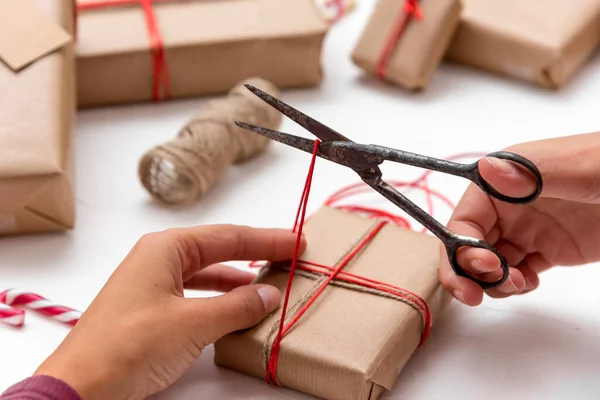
370, 180, 510, 289
353, 145, 544, 205
464, 151, 543, 205
441, 233, 510, 289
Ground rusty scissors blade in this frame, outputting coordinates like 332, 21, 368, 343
233, 121, 378, 171
235, 85, 545, 290
242, 84, 353, 143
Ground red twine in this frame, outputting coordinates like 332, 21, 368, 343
77, 0, 173, 101
261, 140, 450, 386
252, 142, 488, 385
375, 0, 424, 80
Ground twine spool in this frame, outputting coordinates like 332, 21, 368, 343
138, 77, 282, 205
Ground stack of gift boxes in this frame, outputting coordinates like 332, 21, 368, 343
1, 1, 599, 399
353, 0, 600, 90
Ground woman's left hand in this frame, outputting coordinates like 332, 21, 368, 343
34, 225, 304, 400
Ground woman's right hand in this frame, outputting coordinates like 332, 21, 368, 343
439, 131, 600, 306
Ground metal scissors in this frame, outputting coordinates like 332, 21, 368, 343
235, 84, 543, 290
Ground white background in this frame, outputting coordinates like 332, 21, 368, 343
3, 2, 600, 399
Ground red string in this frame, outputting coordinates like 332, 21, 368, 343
77, 0, 172, 101
256, 148, 487, 385
375, 0, 424, 80
268, 219, 391, 385
285, 259, 431, 345
265, 140, 320, 385
325, 179, 454, 233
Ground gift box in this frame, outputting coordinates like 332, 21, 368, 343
75, 0, 330, 108
351, 0, 462, 90
445, 0, 600, 89
214, 206, 451, 400
0, 0, 76, 236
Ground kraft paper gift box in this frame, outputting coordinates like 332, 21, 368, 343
214, 206, 452, 400
0, 0, 76, 236
75, 0, 330, 108
445, 0, 600, 89
351, 0, 462, 90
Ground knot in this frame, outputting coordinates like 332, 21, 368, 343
404, 0, 423, 20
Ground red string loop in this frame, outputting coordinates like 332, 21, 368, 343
76, 0, 172, 101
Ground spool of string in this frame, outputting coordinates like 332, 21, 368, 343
138, 77, 283, 205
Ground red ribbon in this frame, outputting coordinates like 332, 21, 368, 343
77, 0, 174, 101
375, 0, 424, 80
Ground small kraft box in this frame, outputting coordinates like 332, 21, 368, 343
214, 206, 452, 400
445, 0, 600, 89
75, 0, 330, 107
352, 0, 462, 90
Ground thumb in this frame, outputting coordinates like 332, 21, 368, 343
194, 284, 281, 343
478, 156, 538, 200
479, 133, 600, 203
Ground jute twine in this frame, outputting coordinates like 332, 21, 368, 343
138, 77, 282, 205
258, 221, 428, 376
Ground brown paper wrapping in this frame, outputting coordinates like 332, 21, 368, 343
351, 0, 462, 90
0, 0, 76, 236
214, 207, 451, 400
75, 0, 330, 108
445, 0, 600, 89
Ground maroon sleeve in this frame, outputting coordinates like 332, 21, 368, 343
1, 376, 81, 400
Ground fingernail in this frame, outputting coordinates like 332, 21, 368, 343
257, 286, 280, 312
470, 258, 494, 273
452, 289, 467, 305
487, 157, 517, 175
498, 276, 518, 293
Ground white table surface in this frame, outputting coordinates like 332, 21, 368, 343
3, 2, 600, 399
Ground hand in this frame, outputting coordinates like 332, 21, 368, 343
33, 225, 304, 400
440, 131, 600, 306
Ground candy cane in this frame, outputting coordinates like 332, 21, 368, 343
0, 302, 25, 327
0, 289, 81, 326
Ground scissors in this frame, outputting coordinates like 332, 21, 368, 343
235, 84, 543, 290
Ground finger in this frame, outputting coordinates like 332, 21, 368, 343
484, 225, 502, 245
478, 156, 538, 199
187, 284, 281, 345
439, 242, 484, 307
517, 265, 540, 293
184, 264, 257, 292
139, 225, 306, 280
502, 134, 600, 203
439, 185, 500, 306
448, 196, 503, 277
520, 252, 553, 274
484, 267, 527, 298
492, 239, 527, 267
182, 225, 305, 275
456, 246, 501, 274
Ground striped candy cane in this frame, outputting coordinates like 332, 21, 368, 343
0, 302, 25, 327
0, 289, 81, 326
